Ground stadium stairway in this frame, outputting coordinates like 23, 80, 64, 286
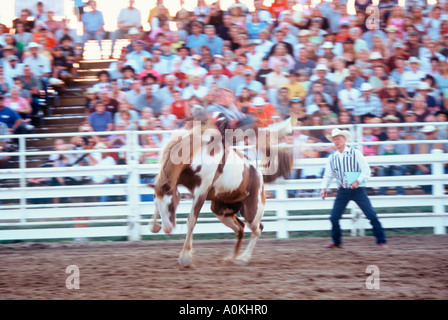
23, 39, 129, 168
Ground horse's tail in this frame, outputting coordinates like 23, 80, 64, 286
261, 144, 295, 184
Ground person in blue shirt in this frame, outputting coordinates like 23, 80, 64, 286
245, 12, 269, 40
186, 22, 207, 54
81, 1, 105, 53
0, 95, 24, 134
88, 101, 114, 132
198, 25, 224, 56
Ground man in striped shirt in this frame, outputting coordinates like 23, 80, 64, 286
321, 128, 387, 248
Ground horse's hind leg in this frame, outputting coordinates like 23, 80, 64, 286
212, 201, 245, 262
236, 184, 266, 264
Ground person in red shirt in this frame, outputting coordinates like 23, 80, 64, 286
170, 90, 190, 120
247, 96, 275, 127
268, 0, 289, 20
32, 26, 57, 49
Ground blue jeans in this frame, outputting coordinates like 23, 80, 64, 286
330, 188, 386, 245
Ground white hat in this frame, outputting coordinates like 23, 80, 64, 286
420, 125, 438, 133
128, 27, 140, 35
314, 64, 329, 72
360, 83, 373, 91
407, 56, 421, 65
369, 52, 383, 60
321, 41, 334, 49
298, 29, 310, 37
326, 128, 352, 141
94, 142, 108, 150
253, 97, 266, 106
28, 42, 41, 49
416, 82, 432, 91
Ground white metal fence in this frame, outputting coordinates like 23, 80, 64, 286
0, 122, 447, 241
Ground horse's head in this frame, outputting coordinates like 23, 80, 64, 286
150, 182, 181, 235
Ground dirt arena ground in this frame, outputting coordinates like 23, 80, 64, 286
0, 235, 447, 300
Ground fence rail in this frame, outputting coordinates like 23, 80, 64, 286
0, 122, 447, 241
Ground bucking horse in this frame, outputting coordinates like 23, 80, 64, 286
149, 117, 296, 267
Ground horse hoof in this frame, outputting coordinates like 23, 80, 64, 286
150, 222, 161, 233
178, 254, 193, 268
219, 255, 235, 265
234, 258, 250, 265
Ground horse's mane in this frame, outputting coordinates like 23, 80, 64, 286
154, 119, 217, 196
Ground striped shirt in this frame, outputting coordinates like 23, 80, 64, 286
322, 146, 371, 189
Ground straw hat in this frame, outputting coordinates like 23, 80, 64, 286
419, 125, 438, 133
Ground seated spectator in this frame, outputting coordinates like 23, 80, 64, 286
138, 60, 161, 83
378, 127, 410, 196
382, 98, 405, 123
45, 10, 64, 34
182, 75, 208, 100
353, 83, 383, 123
414, 125, 446, 194
141, 133, 161, 164
52, 46, 73, 84
362, 126, 379, 157
3, 55, 24, 87
274, 86, 291, 118
0, 94, 25, 134
88, 101, 114, 132
116, 66, 136, 92
108, 79, 127, 104
170, 90, 190, 120
204, 64, 230, 89
3, 87, 32, 118
135, 85, 163, 114
415, 82, 438, 113
337, 76, 361, 113
399, 56, 427, 100
87, 142, 117, 202
410, 94, 432, 122
116, 109, 138, 130
158, 106, 177, 129
13, 10, 35, 33
138, 107, 156, 130
236, 87, 254, 112
0, 121, 11, 168
380, 82, 407, 112
126, 40, 152, 73
32, 25, 57, 50
288, 97, 308, 124
107, 122, 128, 149
98, 89, 119, 115
92, 70, 111, 92
114, 101, 139, 124
185, 21, 207, 54
235, 69, 263, 97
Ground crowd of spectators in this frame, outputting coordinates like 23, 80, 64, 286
1, 0, 448, 197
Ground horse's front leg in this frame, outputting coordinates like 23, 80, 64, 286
178, 194, 207, 267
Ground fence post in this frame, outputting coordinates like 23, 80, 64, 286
275, 184, 289, 239
18, 136, 27, 223
431, 149, 446, 234
126, 130, 141, 241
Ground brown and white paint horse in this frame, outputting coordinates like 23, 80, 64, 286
149, 120, 294, 267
